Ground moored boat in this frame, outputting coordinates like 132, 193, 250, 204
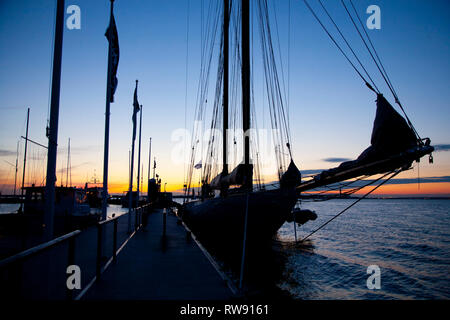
181, 0, 434, 260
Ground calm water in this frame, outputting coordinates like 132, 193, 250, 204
276, 199, 450, 299
2, 199, 449, 299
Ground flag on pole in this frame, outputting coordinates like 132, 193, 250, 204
105, 7, 119, 102
132, 81, 140, 141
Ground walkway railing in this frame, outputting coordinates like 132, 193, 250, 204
0, 203, 152, 300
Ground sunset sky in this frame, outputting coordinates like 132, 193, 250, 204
0, 0, 449, 196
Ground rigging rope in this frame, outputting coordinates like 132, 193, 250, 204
302, 174, 370, 198
304, 0, 422, 143
302, 0, 378, 93
300, 169, 402, 242
345, 0, 422, 143
341, 0, 394, 98
183, 0, 190, 202
318, 0, 380, 93
185, 0, 222, 198
257, 0, 292, 178
348, 0, 396, 98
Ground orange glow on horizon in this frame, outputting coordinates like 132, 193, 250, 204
304, 182, 450, 196
2, 177, 450, 196
359, 182, 450, 195
110, 181, 450, 196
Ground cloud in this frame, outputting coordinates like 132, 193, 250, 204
433, 144, 450, 152
0, 149, 15, 157
386, 176, 450, 185
322, 157, 352, 163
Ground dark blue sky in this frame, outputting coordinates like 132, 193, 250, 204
0, 0, 449, 193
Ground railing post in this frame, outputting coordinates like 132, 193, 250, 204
135, 208, 138, 231
66, 236, 75, 300
0, 230, 80, 299
96, 223, 102, 280
113, 218, 118, 261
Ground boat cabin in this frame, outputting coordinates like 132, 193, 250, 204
22, 185, 90, 217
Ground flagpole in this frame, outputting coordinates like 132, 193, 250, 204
147, 137, 151, 201
128, 134, 135, 233
21, 107, 30, 210
136, 104, 143, 208
101, 0, 115, 222
43, 0, 65, 241
128, 80, 139, 233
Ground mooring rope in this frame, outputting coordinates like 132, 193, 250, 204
300, 169, 402, 242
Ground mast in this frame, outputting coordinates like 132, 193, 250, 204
101, 0, 115, 222
128, 80, 139, 232
222, 0, 229, 176
242, 0, 251, 189
66, 138, 70, 187
141, 164, 144, 192
69, 140, 72, 187
21, 107, 30, 200
147, 137, 151, 200
14, 141, 19, 196
148, 137, 152, 182
44, 0, 65, 241
128, 125, 136, 232
136, 104, 143, 208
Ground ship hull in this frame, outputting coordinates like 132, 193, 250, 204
182, 188, 298, 252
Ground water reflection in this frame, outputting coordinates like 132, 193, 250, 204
275, 199, 450, 299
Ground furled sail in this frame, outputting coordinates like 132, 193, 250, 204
368, 94, 417, 158
210, 163, 253, 190
319, 94, 418, 179
209, 172, 225, 189
322, 94, 417, 177
297, 94, 433, 192
280, 160, 302, 189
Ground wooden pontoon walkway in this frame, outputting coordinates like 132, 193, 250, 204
82, 209, 236, 300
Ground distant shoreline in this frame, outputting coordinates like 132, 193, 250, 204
366, 196, 450, 200
171, 195, 450, 200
